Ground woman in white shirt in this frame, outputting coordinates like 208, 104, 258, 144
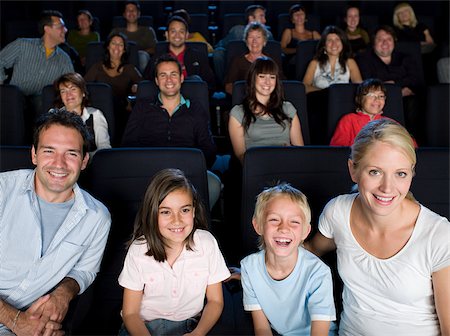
53, 72, 111, 155
305, 119, 449, 335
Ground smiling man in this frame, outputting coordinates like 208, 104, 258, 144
0, 110, 111, 335
0, 10, 74, 136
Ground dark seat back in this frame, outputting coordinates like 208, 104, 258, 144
0, 146, 33, 172
425, 84, 449, 147
295, 40, 319, 80
0, 84, 27, 145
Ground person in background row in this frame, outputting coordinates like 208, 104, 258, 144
224, 22, 283, 96
172, 9, 214, 54
0, 10, 74, 138
67, 10, 100, 68
84, 32, 142, 143
53, 72, 111, 155
213, 4, 274, 85
0, 110, 111, 335
229, 56, 303, 164
343, 6, 369, 56
330, 78, 388, 146
280, 4, 320, 61
392, 2, 435, 54
303, 25, 362, 144
306, 119, 449, 335
356, 25, 423, 143
144, 15, 216, 94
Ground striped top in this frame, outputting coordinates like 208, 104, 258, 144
0, 38, 74, 96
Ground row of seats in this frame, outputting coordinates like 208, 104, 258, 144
2, 1, 446, 48
1, 145, 448, 333
2, 81, 448, 147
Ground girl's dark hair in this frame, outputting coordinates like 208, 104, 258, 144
355, 78, 386, 110
53, 72, 90, 110
315, 25, 351, 73
129, 168, 208, 262
289, 4, 307, 20
242, 57, 289, 132
103, 32, 129, 70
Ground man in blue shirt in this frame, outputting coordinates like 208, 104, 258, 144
0, 110, 111, 335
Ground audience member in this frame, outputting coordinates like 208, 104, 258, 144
228, 57, 303, 164
118, 168, 230, 335
356, 25, 423, 142
84, 32, 142, 143
343, 6, 369, 56
241, 183, 336, 335
224, 22, 283, 96
67, 10, 100, 68
330, 78, 388, 146
392, 2, 435, 54
303, 25, 362, 144
0, 110, 111, 335
110, 0, 157, 55
143, 15, 216, 93
172, 9, 214, 53
306, 118, 450, 335
122, 55, 220, 208
303, 25, 362, 93
213, 4, 274, 84
0, 10, 74, 136
280, 4, 320, 59
53, 72, 111, 155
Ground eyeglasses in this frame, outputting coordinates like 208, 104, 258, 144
365, 92, 386, 101
51, 23, 66, 30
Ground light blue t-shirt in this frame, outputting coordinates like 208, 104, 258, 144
241, 247, 337, 336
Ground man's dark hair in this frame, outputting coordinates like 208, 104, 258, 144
33, 109, 92, 157
371, 25, 397, 45
153, 54, 182, 79
38, 10, 63, 36
166, 15, 188, 32
245, 5, 265, 20
123, 0, 141, 12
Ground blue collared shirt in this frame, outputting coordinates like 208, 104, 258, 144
0, 170, 111, 315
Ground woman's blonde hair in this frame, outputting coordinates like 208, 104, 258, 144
350, 119, 417, 201
393, 3, 418, 29
253, 183, 311, 250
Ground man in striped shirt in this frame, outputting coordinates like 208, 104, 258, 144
0, 10, 74, 135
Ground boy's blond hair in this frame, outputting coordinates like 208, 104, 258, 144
252, 183, 312, 250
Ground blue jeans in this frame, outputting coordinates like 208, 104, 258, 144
119, 318, 197, 335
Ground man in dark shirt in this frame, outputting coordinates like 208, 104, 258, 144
122, 54, 220, 207
356, 25, 424, 142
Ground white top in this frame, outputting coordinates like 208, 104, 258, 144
118, 229, 230, 322
241, 248, 336, 336
312, 61, 350, 89
319, 194, 450, 336
81, 107, 111, 154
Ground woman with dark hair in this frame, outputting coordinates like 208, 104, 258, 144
53, 72, 111, 154
67, 10, 100, 67
303, 25, 362, 144
280, 4, 320, 56
303, 25, 362, 93
84, 32, 142, 141
228, 57, 304, 164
